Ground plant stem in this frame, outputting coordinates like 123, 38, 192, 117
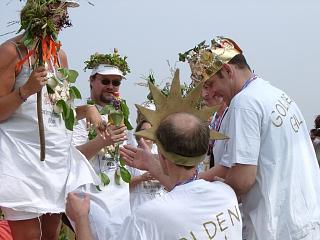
37, 42, 45, 161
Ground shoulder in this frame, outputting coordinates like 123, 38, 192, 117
0, 39, 19, 65
58, 48, 68, 68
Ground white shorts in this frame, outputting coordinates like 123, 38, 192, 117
1, 207, 42, 221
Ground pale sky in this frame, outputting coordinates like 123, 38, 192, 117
1, 0, 319, 129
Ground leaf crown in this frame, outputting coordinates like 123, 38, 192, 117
84, 49, 130, 76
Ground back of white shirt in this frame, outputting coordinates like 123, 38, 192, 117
220, 78, 320, 239
118, 180, 242, 240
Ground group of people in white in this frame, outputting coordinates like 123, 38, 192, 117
0, 1, 320, 240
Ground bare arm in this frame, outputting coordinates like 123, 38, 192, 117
224, 164, 257, 196
0, 40, 48, 122
199, 164, 229, 181
66, 193, 93, 240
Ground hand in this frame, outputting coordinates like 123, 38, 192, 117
141, 171, 156, 181
21, 66, 47, 97
104, 124, 127, 145
120, 141, 154, 171
66, 192, 90, 223
85, 106, 107, 139
137, 138, 152, 152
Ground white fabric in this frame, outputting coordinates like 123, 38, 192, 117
128, 144, 164, 212
0, 66, 99, 218
72, 115, 132, 239
219, 78, 320, 239
90, 64, 125, 78
118, 180, 242, 240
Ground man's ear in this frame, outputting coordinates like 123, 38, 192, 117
222, 64, 233, 78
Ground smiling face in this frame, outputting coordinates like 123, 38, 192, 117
204, 64, 237, 106
90, 74, 122, 106
201, 78, 224, 107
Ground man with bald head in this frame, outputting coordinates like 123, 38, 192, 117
66, 112, 242, 240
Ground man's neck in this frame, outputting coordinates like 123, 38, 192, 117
235, 69, 254, 94
169, 166, 197, 189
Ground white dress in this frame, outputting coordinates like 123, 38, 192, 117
0, 63, 99, 216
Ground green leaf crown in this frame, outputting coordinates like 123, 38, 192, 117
84, 49, 130, 76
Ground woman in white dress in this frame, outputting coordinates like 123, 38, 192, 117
0, 1, 100, 239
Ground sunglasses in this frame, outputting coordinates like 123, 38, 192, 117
101, 79, 121, 87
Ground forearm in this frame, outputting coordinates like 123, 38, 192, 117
76, 137, 105, 160
75, 105, 94, 121
224, 164, 257, 196
199, 164, 229, 182
0, 87, 30, 122
74, 217, 94, 240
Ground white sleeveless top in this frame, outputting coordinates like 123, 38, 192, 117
0, 54, 99, 214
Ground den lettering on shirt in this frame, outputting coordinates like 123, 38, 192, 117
178, 205, 241, 240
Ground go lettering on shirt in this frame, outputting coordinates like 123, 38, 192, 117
271, 93, 303, 132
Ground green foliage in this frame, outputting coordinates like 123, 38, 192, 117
99, 172, 110, 186
178, 40, 208, 62
120, 165, 131, 183
120, 100, 133, 130
84, 50, 130, 76
56, 99, 75, 131
69, 86, 81, 99
19, 0, 72, 47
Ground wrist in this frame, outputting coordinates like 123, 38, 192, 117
20, 85, 32, 99
17, 87, 28, 102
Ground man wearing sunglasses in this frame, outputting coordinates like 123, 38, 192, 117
89, 64, 123, 106
72, 59, 133, 239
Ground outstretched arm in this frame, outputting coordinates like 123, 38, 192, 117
120, 138, 174, 190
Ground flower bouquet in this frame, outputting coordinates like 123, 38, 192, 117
88, 92, 133, 189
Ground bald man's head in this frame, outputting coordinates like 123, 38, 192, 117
156, 113, 209, 159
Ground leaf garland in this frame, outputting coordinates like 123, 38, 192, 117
84, 49, 130, 76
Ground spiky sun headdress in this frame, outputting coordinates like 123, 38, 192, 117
179, 36, 242, 83
135, 69, 227, 166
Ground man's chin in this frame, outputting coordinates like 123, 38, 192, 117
100, 95, 114, 104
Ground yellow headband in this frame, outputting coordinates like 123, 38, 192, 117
135, 69, 228, 166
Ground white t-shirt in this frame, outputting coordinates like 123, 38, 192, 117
72, 114, 132, 239
118, 180, 242, 240
128, 144, 164, 212
219, 77, 320, 239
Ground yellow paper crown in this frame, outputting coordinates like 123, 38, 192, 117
135, 69, 227, 166
179, 36, 242, 83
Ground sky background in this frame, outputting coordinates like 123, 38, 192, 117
1, 0, 319, 129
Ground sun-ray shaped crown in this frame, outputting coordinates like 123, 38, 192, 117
135, 69, 227, 166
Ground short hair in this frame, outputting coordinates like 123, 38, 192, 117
135, 119, 150, 142
156, 113, 209, 158
215, 54, 251, 78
